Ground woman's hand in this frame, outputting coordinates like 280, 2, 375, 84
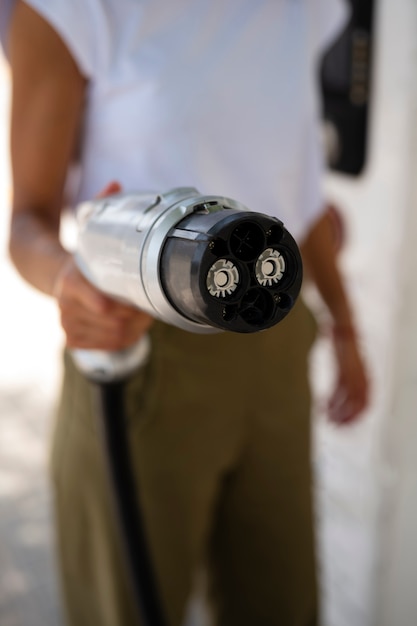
327, 327, 370, 425
54, 258, 154, 351
54, 181, 154, 351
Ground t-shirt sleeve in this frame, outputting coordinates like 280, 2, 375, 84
0, 0, 99, 78
0, 0, 14, 58
314, 0, 351, 54
295, 113, 327, 243
292, 0, 351, 242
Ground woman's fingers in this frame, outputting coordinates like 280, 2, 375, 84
55, 257, 154, 350
328, 380, 368, 424
62, 302, 153, 350
96, 180, 122, 198
328, 333, 370, 425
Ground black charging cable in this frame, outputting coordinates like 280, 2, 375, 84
93, 380, 167, 626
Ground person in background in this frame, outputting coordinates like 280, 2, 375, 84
0, 1, 369, 625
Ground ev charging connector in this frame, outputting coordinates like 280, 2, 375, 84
73, 187, 303, 381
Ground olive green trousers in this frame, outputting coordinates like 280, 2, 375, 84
50, 299, 318, 626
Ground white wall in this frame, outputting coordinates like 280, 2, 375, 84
314, 0, 417, 624
374, 1, 417, 619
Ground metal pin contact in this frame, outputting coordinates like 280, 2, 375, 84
206, 259, 240, 298
255, 248, 285, 286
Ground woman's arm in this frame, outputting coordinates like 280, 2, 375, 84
8, 1, 153, 350
8, 1, 84, 295
301, 210, 370, 424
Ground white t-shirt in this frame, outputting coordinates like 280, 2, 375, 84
1, 0, 348, 242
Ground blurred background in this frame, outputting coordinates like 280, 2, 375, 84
0, 51, 65, 626
1, 0, 417, 625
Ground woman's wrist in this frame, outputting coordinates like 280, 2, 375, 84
331, 323, 357, 341
320, 320, 358, 343
51, 253, 73, 299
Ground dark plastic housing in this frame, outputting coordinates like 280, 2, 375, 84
160, 207, 303, 333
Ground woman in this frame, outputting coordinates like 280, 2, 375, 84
1, 1, 368, 624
